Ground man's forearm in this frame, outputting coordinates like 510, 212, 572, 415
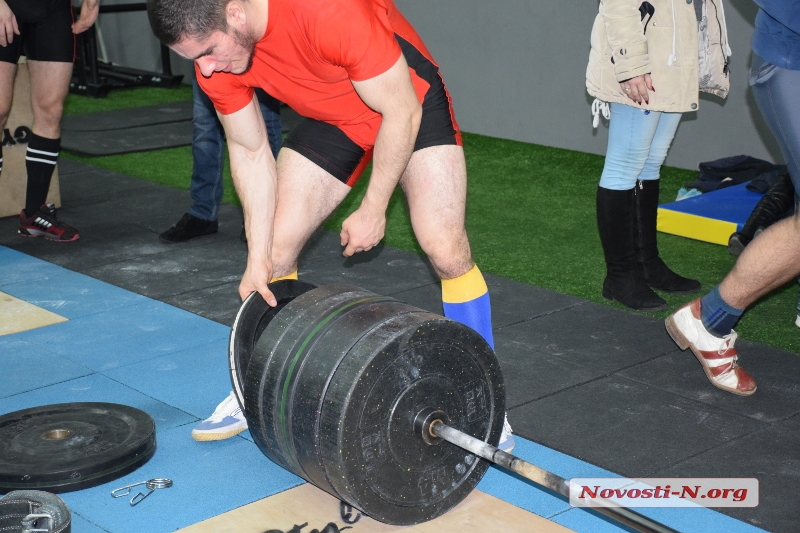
229, 143, 277, 263
362, 107, 421, 212
219, 97, 279, 267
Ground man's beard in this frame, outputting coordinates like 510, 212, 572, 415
231, 27, 257, 73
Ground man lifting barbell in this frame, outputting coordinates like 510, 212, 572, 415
146, 0, 514, 450
0, 0, 100, 241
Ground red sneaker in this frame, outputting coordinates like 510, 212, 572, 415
18, 204, 80, 242
665, 299, 756, 396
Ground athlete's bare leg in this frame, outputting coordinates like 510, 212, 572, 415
0, 61, 16, 132
271, 147, 351, 277
400, 144, 474, 279
27, 60, 72, 138
719, 211, 800, 309
272, 144, 474, 281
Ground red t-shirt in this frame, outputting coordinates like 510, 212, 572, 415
197, 0, 435, 149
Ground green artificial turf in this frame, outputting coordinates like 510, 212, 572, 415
63, 85, 194, 116
61, 89, 799, 353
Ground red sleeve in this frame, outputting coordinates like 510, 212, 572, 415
312, 0, 402, 81
194, 64, 255, 116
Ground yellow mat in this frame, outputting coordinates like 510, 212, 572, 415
657, 208, 739, 246
178, 483, 574, 533
0, 291, 68, 336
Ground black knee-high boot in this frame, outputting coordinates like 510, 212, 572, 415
597, 186, 666, 311
634, 179, 701, 293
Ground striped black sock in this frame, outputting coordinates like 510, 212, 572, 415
24, 134, 61, 217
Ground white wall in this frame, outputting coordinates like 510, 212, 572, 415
394, 0, 781, 170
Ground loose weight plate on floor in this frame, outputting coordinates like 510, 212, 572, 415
229, 280, 317, 407
243, 284, 505, 525
0, 403, 156, 493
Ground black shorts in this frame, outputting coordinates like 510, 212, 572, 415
0, 0, 75, 64
282, 35, 461, 187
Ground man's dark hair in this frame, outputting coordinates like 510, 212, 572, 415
147, 0, 231, 46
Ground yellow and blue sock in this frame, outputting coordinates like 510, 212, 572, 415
270, 269, 298, 282
441, 265, 494, 349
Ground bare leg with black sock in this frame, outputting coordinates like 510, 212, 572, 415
15, 60, 79, 241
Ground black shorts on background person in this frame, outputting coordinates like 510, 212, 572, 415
0, 0, 99, 241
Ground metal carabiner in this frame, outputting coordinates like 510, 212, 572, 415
111, 477, 172, 507
129, 478, 173, 506
111, 480, 147, 499
111, 478, 173, 506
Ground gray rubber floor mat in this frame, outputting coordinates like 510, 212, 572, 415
61, 101, 303, 156
62, 101, 194, 132
62, 121, 194, 156
62, 101, 194, 156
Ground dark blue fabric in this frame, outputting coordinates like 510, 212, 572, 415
701, 285, 744, 337
750, 55, 800, 191
188, 77, 283, 222
752, 1, 800, 70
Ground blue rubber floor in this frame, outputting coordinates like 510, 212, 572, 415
0, 249, 768, 533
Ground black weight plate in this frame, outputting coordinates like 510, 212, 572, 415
244, 284, 382, 473
229, 280, 316, 408
320, 318, 505, 525
0, 403, 156, 493
243, 284, 505, 526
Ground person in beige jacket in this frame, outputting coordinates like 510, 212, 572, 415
586, 0, 731, 311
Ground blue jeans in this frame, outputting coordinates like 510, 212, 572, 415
599, 103, 682, 191
189, 77, 283, 221
750, 54, 800, 191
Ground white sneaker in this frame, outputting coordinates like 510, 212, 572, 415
191, 391, 248, 442
497, 414, 515, 453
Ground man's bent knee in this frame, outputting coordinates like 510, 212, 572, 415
423, 236, 474, 279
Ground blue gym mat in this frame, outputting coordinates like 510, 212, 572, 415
658, 183, 763, 245
0, 246, 767, 532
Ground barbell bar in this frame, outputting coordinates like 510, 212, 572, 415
416, 408, 679, 533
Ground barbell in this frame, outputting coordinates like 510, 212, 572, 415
229, 281, 678, 532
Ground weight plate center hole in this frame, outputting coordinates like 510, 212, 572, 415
41, 429, 72, 440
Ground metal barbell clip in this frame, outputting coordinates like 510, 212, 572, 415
111, 478, 173, 506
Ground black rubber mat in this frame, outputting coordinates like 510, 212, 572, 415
61, 101, 194, 156
62, 102, 302, 156
62, 101, 194, 132
62, 121, 193, 156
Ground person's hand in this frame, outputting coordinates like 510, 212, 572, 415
340, 203, 386, 257
72, 0, 99, 34
239, 257, 277, 306
0, 1, 19, 47
619, 74, 654, 105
